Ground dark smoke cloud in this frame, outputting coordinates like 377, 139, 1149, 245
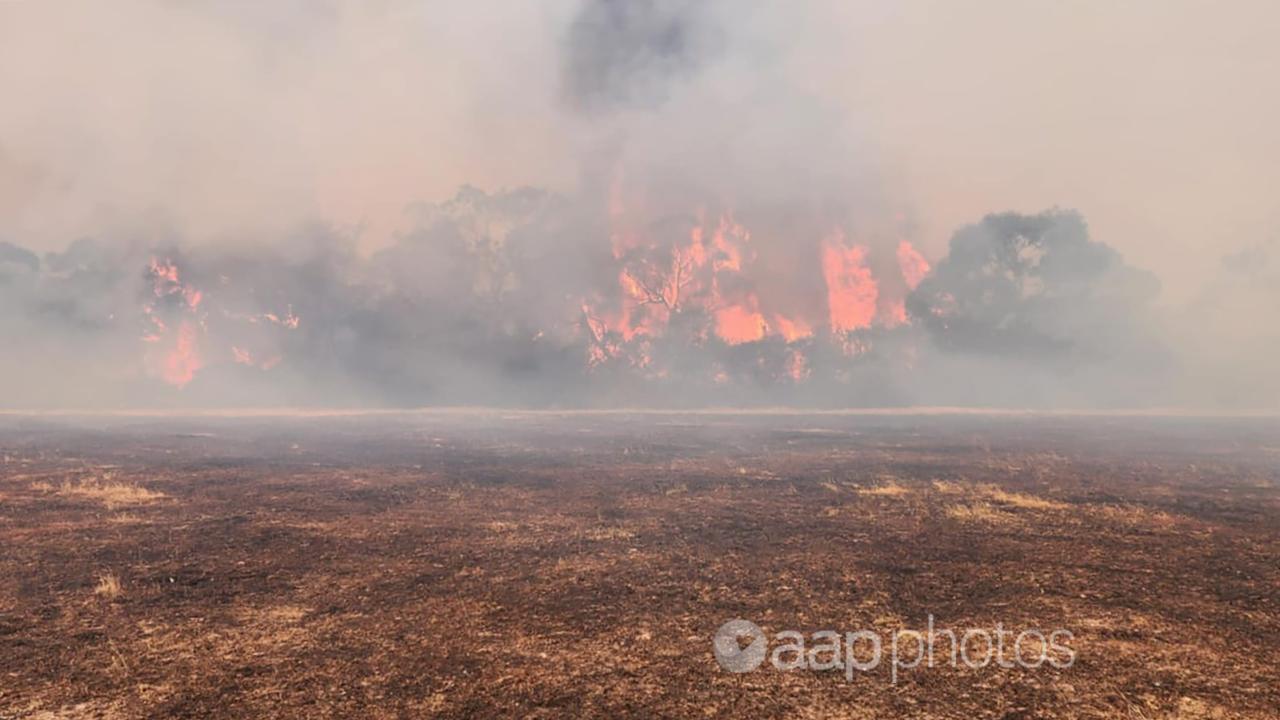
0, 241, 39, 273
563, 0, 719, 111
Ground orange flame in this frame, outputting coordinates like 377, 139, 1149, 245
770, 314, 813, 343
821, 234, 878, 334
897, 240, 930, 290
144, 258, 206, 387
785, 349, 810, 381
583, 202, 930, 379
142, 257, 298, 386
161, 320, 203, 387
715, 303, 767, 345
880, 300, 909, 328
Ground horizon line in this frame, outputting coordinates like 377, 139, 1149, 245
1, 406, 1278, 419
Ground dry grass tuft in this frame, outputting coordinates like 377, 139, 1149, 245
860, 481, 909, 497
1172, 696, 1229, 719
583, 525, 637, 541
94, 572, 123, 598
977, 484, 1066, 510
265, 605, 309, 623
1094, 504, 1177, 527
58, 479, 166, 510
30, 480, 54, 493
945, 502, 1017, 525
931, 479, 964, 494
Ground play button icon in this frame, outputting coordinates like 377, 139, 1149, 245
713, 619, 767, 673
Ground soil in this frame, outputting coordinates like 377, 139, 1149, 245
1, 412, 1277, 718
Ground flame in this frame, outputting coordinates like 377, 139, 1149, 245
259, 308, 300, 328
710, 215, 747, 272
127, 179, 934, 392
227, 306, 301, 329
141, 256, 299, 387
581, 199, 931, 382
785, 349, 810, 381
821, 233, 878, 333
897, 240, 930, 290
147, 258, 202, 310
144, 258, 206, 387
770, 314, 813, 342
232, 345, 284, 370
880, 300, 908, 328
583, 304, 623, 366
148, 258, 179, 285
715, 302, 767, 345
161, 320, 203, 387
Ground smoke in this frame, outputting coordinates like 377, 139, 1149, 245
1174, 239, 1280, 407
0, 196, 1193, 409
0, 1, 1276, 410
901, 211, 1173, 407
563, 0, 720, 111
908, 211, 1161, 361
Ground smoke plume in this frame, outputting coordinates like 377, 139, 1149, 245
0, 1, 1276, 410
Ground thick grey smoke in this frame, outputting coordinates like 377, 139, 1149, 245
0, 241, 38, 273
563, 0, 719, 111
0, 1, 1276, 410
0, 197, 1194, 409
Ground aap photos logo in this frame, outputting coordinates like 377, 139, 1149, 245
713, 617, 1075, 683
713, 619, 768, 673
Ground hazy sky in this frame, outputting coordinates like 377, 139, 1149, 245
2, 0, 1277, 305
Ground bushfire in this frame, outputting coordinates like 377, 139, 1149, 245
141, 257, 298, 387
133, 206, 929, 392
582, 210, 930, 381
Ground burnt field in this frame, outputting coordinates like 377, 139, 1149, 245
1, 412, 1277, 719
